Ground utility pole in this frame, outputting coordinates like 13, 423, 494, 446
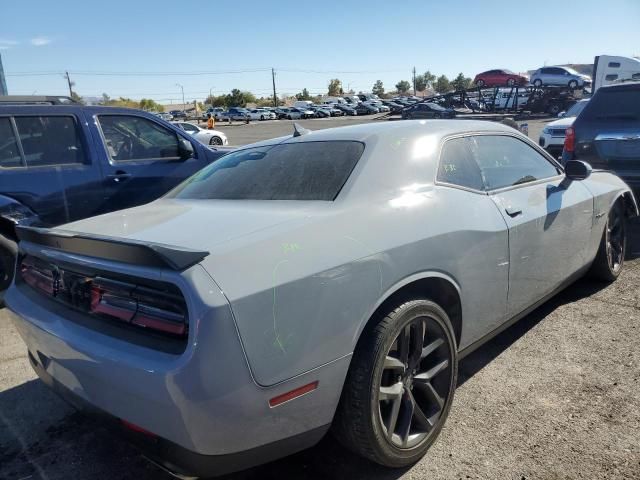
412, 66, 416, 96
64, 71, 74, 97
0, 53, 8, 96
272, 68, 277, 107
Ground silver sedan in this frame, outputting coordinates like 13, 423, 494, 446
6, 121, 637, 478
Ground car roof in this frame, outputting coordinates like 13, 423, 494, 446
236, 120, 518, 149
598, 81, 640, 92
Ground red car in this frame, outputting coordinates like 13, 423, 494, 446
473, 69, 528, 88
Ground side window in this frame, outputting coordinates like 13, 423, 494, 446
98, 115, 180, 162
469, 135, 559, 190
540, 68, 550, 74
181, 123, 198, 133
437, 137, 483, 191
0, 118, 23, 168
605, 74, 619, 81
14, 116, 85, 167
608, 62, 621, 68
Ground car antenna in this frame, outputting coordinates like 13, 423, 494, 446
293, 123, 311, 137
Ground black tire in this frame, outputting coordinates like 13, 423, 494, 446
334, 299, 458, 467
547, 104, 561, 115
0, 234, 17, 303
507, 78, 516, 87
476, 79, 485, 88
568, 80, 578, 89
590, 200, 626, 282
287, 115, 292, 120
434, 113, 442, 119
209, 136, 223, 146
260, 115, 265, 121
533, 79, 543, 87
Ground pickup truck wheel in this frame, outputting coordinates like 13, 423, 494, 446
533, 79, 543, 87
0, 234, 17, 300
334, 299, 457, 467
209, 136, 223, 146
590, 200, 626, 282
568, 80, 578, 89
475, 79, 485, 88
507, 78, 516, 87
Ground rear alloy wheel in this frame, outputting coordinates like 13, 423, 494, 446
533, 79, 543, 87
507, 78, 516, 87
209, 136, 223, 146
476, 79, 485, 88
568, 80, 578, 89
334, 299, 457, 467
590, 201, 626, 282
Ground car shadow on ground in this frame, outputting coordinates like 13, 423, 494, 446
2, 222, 639, 480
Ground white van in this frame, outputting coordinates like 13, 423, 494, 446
592, 55, 640, 92
293, 100, 314, 109
322, 97, 346, 105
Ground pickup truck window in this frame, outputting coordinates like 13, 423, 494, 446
0, 118, 23, 168
14, 116, 86, 167
99, 115, 181, 162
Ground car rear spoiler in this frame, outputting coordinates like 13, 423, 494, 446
16, 226, 209, 271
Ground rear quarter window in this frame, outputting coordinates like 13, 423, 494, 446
169, 141, 365, 201
581, 88, 640, 122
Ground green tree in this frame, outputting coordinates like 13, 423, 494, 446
224, 89, 256, 107
70, 91, 84, 104
451, 72, 472, 91
295, 88, 312, 101
395, 80, 411, 94
372, 80, 385, 96
139, 98, 164, 112
328, 78, 343, 96
415, 70, 436, 92
434, 75, 451, 93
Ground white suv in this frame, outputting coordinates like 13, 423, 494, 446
538, 99, 589, 157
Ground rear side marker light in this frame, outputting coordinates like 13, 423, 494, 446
269, 381, 319, 408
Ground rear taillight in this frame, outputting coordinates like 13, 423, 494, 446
90, 282, 186, 336
21, 258, 187, 338
564, 127, 575, 153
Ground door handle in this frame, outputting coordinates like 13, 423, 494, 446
505, 206, 522, 217
107, 171, 132, 183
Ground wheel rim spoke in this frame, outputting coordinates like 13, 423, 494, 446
384, 356, 406, 372
398, 325, 411, 366
414, 359, 449, 382
385, 392, 403, 440
421, 338, 444, 360
407, 320, 425, 370
415, 379, 445, 410
409, 390, 436, 430
379, 381, 403, 401
398, 392, 414, 447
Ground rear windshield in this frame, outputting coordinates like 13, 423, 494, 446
582, 89, 640, 122
168, 140, 365, 201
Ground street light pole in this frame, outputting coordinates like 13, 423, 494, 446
176, 83, 185, 112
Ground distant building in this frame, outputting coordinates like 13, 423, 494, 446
0, 54, 8, 96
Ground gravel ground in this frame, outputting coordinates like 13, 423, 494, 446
2, 119, 637, 480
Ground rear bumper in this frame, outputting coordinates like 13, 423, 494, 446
5, 256, 347, 472
28, 353, 329, 478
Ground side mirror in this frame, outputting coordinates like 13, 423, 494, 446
557, 111, 566, 118
565, 160, 592, 181
178, 137, 194, 160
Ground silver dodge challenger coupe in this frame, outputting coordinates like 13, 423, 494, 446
5, 120, 637, 478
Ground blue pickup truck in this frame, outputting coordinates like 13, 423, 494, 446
0, 104, 228, 295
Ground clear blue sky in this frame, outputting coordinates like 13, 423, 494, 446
2, 0, 639, 103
